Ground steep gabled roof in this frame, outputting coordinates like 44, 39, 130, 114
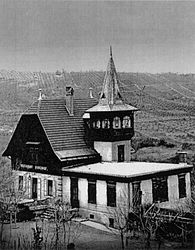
4, 97, 100, 162
27, 98, 98, 150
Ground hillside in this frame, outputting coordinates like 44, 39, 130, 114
0, 70, 195, 162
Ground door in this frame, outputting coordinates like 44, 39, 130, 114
32, 177, 38, 199
118, 145, 125, 162
71, 178, 79, 208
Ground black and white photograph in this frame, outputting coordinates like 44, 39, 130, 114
0, 1, 194, 249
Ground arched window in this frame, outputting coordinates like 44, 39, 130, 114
123, 116, 131, 128
102, 119, 110, 129
92, 120, 101, 129
92, 121, 96, 128
113, 117, 121, 129
96, 120, 101, 129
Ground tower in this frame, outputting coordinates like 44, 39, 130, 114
83, 47, 137, 162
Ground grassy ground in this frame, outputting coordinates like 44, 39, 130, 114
1, 220, 193, 250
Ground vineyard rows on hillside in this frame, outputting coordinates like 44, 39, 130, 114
0, 70, 194, 147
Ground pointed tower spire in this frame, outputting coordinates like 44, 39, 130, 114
110, 45, 112, 58
99, 46, 123, 106
85, 47, 138, 112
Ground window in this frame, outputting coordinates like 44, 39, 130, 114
132, 182, 141, 210
113, 117, 121, 129
93, 120, 101, 129
90, 214, 94, 219
88, 179, 96, 204
152, 177, 168, 203
92, 121, 96, 128
122, 116, 131, 128
109, 218, 114, 228
18, 176, 23, 191
71, 178, 79, 208
102, 119, 110, 129
107, 181, 116, 207
29, 147, 39, 164
118, 145, 125, 162
178, 174, 186, 198
32, 177, 38, 199
47, 180, 53, 196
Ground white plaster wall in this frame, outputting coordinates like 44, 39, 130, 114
12, 170, 60, 200
62, 176, 70, 203
112, 140, 132, 162
139, 173, 192, 210
78, 178, 88, 207
97, 180, 107, 206
94, 140, 132, 162
186, 172, 191, 199
94, 141, 113, 161
168, 175, 179, 203
116, 182, 128, 208
141, 179, 153, 205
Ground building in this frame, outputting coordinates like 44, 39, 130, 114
2, 48, 193, 226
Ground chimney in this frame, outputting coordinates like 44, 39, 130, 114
38, 88, 42, 101
65, 86, 74, 116
176, 151, 187, 164
37, 89, 42, 115
89, 87, 93, 98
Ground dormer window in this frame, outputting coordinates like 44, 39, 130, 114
123, 116, 131, 128
102, 119, 110, 129
113, 117, 121, 129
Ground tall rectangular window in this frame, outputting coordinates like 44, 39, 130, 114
178, 174, 186, 199
132, 182, 141, 210
107, 181, 116, 207
118, 145, 125, 162
152, 176, 168, 203
18, 176, 23, 190
47, 180, 53, 196
88, 179, 96, 204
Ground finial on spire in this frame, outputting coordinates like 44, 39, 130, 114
110, 45, 112, 58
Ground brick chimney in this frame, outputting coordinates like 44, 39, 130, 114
176, 151, 187, 164
65, 86, 74, 116
89, 87, 94, 98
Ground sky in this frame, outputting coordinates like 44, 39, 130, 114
0, 0, 195, 73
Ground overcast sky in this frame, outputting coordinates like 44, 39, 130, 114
0, 1, 195, 73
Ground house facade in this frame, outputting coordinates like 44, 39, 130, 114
3, 48, 193, 227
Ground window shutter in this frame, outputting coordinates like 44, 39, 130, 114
44, 179, 47, 197
39, 178, 43, 199
38, 178, 40, 199
54, 179, 57, 197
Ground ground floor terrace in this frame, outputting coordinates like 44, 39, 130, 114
12, 161, 193, 227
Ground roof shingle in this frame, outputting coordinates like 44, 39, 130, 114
25, 97, 99, 159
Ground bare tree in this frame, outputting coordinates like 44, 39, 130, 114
39, 198, 81, 249
0, 159, 28, 243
